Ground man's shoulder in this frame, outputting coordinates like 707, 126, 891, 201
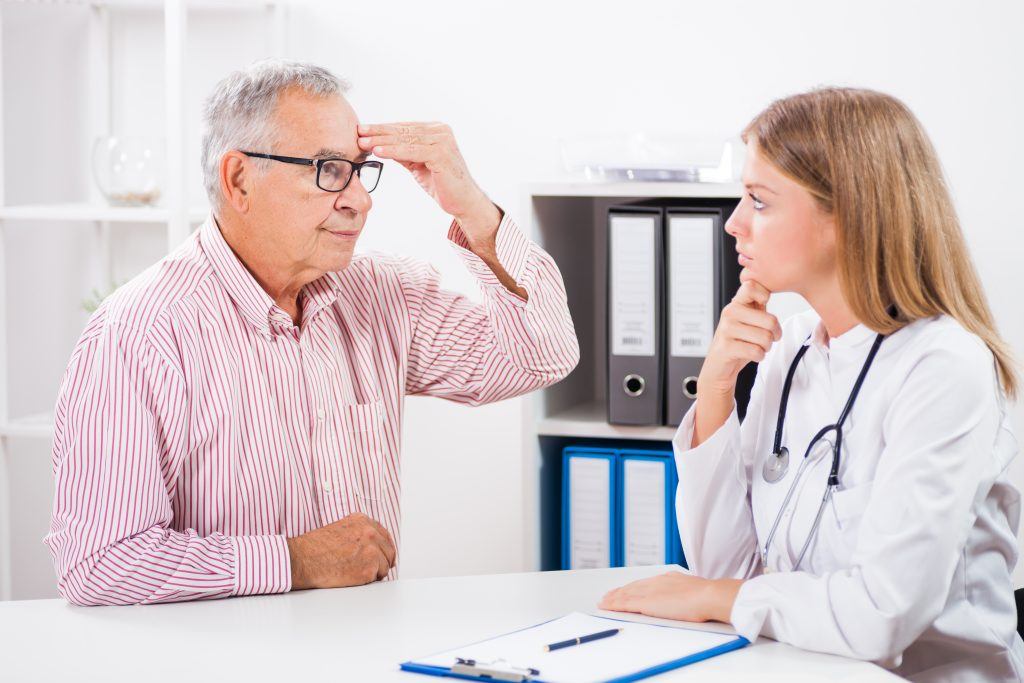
334, 251, 440, 294
91, 236, 214, 339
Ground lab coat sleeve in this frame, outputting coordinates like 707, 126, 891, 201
729, 334, 1011, 662
673, 364, 769, 580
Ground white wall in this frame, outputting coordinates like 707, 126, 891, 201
2, 0, 1022, 597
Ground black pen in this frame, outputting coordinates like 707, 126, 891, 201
544, 628, 621, 651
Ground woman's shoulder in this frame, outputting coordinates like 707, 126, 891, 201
883, 314, 1000, 408
890, 314, 992, 366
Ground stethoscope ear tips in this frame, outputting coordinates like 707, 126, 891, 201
763, 446, 790, 483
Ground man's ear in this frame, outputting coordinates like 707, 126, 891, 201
220, 151, 253, 213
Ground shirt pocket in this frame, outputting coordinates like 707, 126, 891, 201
335, 399, 388, 517
818, 479, 874, 566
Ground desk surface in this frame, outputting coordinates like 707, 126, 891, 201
0, 565, 901, 682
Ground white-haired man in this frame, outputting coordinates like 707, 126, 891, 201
45, 61, 579, 605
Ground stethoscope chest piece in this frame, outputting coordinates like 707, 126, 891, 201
763, 446, 790, 483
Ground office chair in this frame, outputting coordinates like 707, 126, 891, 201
1016, 588, 1024, 639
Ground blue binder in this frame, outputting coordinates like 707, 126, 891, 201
562, 447, 619, 569
617, 449, 685, 568
560, 446, 685, 571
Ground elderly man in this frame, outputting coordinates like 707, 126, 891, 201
45, 60, 578, 605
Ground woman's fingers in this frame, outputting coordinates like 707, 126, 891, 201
726, 320, 778, 353
732, 278, 771, 309
731, 304, 782, 340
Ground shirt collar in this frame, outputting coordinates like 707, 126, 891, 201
809, 317, 878, 351
199, 215, 343, 338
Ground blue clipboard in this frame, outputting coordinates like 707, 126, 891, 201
399, 612, 749, 683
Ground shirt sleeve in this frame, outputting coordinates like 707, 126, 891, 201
400, 212, 580, 404
44, 316, 291, 605
729, 335, 1014, 663
673, 363, 769, 580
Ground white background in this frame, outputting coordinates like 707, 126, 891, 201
3, 0, 1022, 597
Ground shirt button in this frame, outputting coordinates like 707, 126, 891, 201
322, 479, 333, 493
316, 408, 326, 421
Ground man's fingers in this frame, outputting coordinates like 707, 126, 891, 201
370, 143, 439, 164
357, 122, 448, 137
369, 519, 397, 568
376, 550, 390, 581
357, 133, 447, 151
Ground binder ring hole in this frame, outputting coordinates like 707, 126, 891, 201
683, 376, 699, 399
623, 374, 645, 397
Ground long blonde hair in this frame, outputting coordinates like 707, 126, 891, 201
744, 87, 1018, 399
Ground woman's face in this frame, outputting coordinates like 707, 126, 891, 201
725, 140, 838, 295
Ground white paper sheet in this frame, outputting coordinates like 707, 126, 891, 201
622, 459, 666, 567
569, 457, 611, 569
668, 215, 715, 358
410, 612, 740, 683
610, 215, 656, 357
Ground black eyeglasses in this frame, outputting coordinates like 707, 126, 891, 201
241, 152, 383, 193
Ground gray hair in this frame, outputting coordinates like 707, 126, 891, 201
200, 59, 350, 208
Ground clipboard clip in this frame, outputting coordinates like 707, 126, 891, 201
451, 657, 541, 682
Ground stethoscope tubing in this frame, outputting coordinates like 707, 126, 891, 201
760, 331, 887, 571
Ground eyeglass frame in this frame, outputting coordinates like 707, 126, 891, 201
240, 151, 383, 193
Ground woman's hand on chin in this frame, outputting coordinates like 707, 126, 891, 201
598, 572, 744, 624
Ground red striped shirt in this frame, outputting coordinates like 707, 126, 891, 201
44, 214, 579, 606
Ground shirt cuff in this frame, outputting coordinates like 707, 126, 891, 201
448, 210, 532, 294
674, 400, 741, 455
730, 577, 772, 642
232, 535, 292, 596
673, 400, 744, 487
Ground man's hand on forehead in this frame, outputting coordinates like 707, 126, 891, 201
356, 121, 499, 246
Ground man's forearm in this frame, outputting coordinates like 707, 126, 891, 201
455, 202, 529, 301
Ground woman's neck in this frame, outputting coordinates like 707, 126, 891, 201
802, 276, 861, 341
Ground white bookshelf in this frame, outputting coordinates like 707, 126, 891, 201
0, 0, 287, 601
519, 181, 744, 572
0, 203, 209, 223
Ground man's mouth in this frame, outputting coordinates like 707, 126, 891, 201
325, 228, 360, 239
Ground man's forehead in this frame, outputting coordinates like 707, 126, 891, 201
274, 89, 361, 158
311, 146, 369, 161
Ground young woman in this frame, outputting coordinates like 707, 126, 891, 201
599, 88, 1024, 681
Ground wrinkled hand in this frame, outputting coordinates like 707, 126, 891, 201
598, 571, 743, 624
357, 122, 500, 248
287, 512, 397, 590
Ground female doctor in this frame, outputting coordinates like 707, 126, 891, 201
599, 87, 1024, 682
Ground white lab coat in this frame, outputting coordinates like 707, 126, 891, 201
675, 310, 1024, 681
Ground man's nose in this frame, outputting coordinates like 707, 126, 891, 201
334, 175, 372, 214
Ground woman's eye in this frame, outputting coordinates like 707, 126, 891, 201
749, 193, 765, 211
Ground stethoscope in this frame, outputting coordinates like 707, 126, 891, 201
759, 330, 886, 571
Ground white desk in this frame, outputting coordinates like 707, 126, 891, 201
0, 565, 901, 682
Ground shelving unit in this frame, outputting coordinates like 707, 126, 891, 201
0, 0, 287, 601
519, 180, 744, 572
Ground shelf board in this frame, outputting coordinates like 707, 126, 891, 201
0, 413, 54, 439
19, 0, 280, 8
526, 181, 743, 199
537, 401, 678, 442
0, 203, 208, 224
